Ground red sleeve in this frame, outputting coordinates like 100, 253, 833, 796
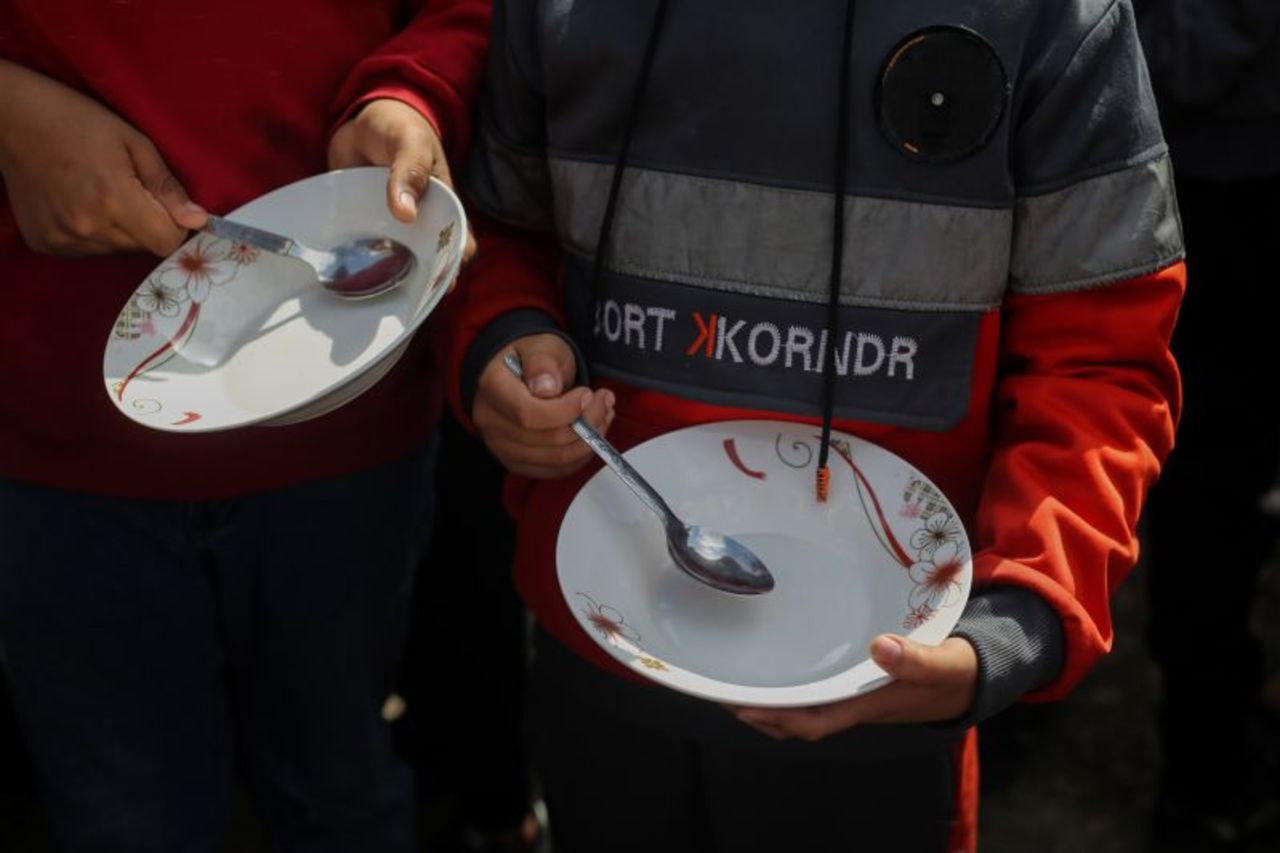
974, 261, 1185, 700
433, 214, 564, 426
330, 0, 492, 164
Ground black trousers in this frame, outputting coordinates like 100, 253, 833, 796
526, 629, 959, 853
0, 440, 437, 853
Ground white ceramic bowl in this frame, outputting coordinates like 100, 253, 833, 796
556, 420, 972, 707
103, 168, 465, 432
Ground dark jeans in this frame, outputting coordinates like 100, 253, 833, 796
0, 439, 436, 853
527, 629, 958, 853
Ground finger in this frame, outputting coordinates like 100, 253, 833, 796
514, 336, 578, 399
475, 390, 614, 464
444, 230, 475, 293
107, 183, 189, 256
478, 417, 587, 450
387, 136, 434, 223
586, 388, 616, 431
479, 388, 614, 450
804, 678, 965, 726
734, 714, 793, 741
480, 368, 593, 431
724, 704, 795, 740
869, 635, 930, 683
108, 142, 195, 256
461, 230, 478, 265
870, 634, 974, 687
125, 135, 207, 231
472, 335, 587, 431
475, 391, 615, 479
474, 404, 591, 453
734, 706, 847, 742
481, 420, 599, 479
490, 406, 613, 479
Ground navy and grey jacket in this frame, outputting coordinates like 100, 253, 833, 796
459, 0, 1185, 725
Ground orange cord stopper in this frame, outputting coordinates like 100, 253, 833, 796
815, 465, 831, 503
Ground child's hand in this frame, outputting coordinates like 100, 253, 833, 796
728, 634, 978, 740
0, 60, 207, 257
328, 98, 477, 262
472, 333, 616, 479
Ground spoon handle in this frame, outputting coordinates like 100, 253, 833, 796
501, 353, 679, 529
568, 416, 679, 527
203, 215, 296, 256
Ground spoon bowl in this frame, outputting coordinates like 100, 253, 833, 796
503, 352, 774, 596
670, 525, 774, 595
203, 215, 416, 299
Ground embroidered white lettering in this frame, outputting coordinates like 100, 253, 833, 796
747, 322, 781, 366
784, 326, 815, 372
623, 303, 646, 350
888, 336, 918, 380
717, 318, 746, 363
592, 296, 923, 387
832, 331, 854, 376
647, 307, 676, 352
603, 300, 623, 343
853, 333, 885, 376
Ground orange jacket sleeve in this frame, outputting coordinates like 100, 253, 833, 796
973, 261, 1184, 700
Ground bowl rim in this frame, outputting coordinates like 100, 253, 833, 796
102, 167, 467, 433
554, 418, 974, 708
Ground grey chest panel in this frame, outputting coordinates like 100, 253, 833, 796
562, 255, 982, 431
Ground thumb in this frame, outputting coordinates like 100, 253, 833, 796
387, 143, 434, 224
869, 635, 940, 684
126, 135, 207, 230
513, 335, 577, 400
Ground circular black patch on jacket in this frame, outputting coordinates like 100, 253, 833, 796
876, 26, 1008, 163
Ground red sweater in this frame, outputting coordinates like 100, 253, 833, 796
0, 0, 489, 499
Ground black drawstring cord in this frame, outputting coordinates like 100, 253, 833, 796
591, 0, 851, 504
817, 0, 857, 503
591, 0, 670, 315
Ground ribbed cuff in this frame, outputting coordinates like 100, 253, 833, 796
947, 585, 1065, 727
459, 309, 589, 419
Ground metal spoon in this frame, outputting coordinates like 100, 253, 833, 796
503, 353, 775, 595
203, 215, 416, 298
